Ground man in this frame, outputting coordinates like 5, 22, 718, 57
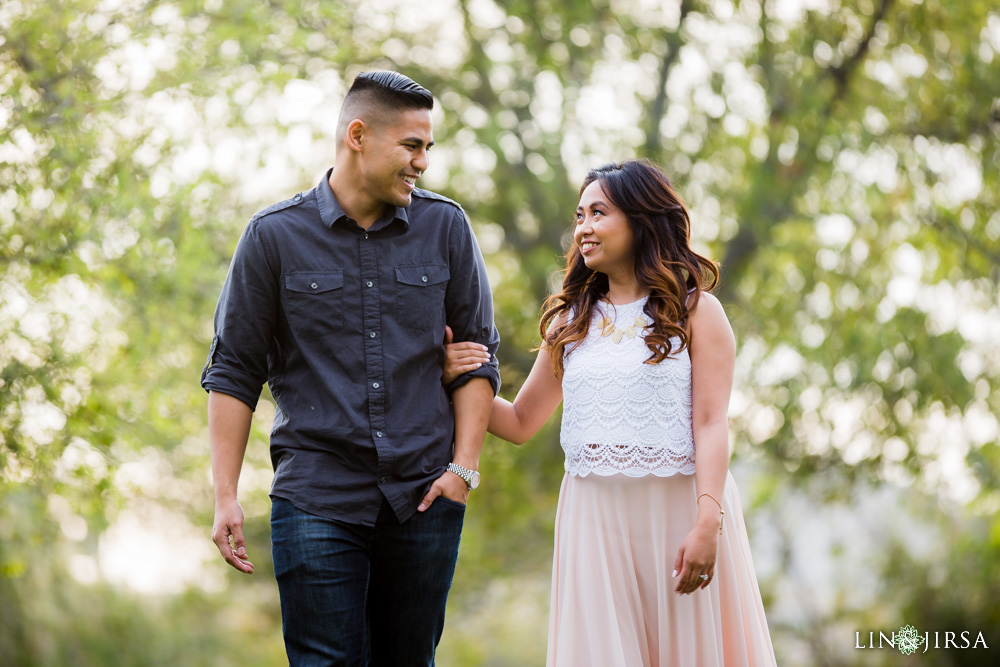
201, 70, 499, 666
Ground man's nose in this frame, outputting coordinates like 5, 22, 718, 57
413, 148, 429, 171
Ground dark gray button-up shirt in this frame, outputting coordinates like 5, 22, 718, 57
202, 169, 500, 526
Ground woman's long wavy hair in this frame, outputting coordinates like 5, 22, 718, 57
541, 159, 720, 377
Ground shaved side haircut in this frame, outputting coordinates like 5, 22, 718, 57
337, 70, 434, 141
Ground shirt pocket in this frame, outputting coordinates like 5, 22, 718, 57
283, 270, 344, 338
395, 264, 449, 332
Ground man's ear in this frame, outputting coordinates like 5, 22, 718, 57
346, 119, 366, 152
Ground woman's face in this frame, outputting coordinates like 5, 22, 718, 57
573, 180, 635, 281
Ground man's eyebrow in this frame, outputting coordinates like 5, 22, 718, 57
401, 136, 435, 148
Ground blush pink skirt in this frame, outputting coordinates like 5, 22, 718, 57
546, 471, 776, 667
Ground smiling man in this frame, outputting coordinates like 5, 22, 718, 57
201, 71, 499, 666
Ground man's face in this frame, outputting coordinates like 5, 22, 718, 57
359, 108, 434, 209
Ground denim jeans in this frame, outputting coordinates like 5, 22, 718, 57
270, 495, 465, 667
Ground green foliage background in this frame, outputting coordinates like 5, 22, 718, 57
2, 0, 998, 664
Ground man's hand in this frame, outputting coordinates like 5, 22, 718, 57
442, 325, 490, 386
212, 498, 254, 574
417, 468, 470, 511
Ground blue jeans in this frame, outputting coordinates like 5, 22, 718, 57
270, 496, 465, 667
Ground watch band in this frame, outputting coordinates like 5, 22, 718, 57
447, 462, 478, 489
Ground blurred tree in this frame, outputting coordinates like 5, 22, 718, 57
0, 0, 339, 661
2, 0, 998, 664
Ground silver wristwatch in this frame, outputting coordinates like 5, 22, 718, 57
447, 462, 481, 490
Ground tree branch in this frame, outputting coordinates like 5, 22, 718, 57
828, 0, 895, 94
641, 0, 694, 158
927, 213, 1000, 271
802, 0, 896, 161
721, 0, 898, 302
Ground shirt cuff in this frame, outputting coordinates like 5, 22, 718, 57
202, 371, 263, 411
446, 363, 501, 396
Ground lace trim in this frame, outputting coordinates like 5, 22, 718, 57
565, 443, 696, 478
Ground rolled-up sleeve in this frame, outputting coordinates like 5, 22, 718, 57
444, 208, 501, 395
201, 222, 277, 410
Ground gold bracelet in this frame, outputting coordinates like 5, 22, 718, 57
697, 493, 725, 534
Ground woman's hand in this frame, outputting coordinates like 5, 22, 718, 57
442, 325, 491, 385
672, 519, 720, 595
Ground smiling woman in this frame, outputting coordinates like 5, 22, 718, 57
444, 159, 776, 667
574, 180, 636, 286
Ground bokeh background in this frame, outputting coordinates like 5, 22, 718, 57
2, 0, 999, 664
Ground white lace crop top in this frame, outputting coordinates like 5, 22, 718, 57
560, 296, 697, 477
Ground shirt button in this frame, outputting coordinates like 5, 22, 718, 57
366, 281, 373, 288
369, 331, 376, 338
376, 431, 383, 438
363, 233, 369, 239
421, 275, 428, 282
380, 476, 387, 483
372, 382, 379, 389
310, 282, 318, 290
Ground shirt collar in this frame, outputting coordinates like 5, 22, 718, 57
316, 167, 410, 233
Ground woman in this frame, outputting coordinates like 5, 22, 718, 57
444, 159, 776, 666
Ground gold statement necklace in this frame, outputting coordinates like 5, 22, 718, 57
597, 301, 648, 344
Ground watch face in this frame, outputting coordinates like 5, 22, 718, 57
469, 471, 481, 490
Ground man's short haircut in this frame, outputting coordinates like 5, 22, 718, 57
337, 70, 433, 139
348, 70, 433, 110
